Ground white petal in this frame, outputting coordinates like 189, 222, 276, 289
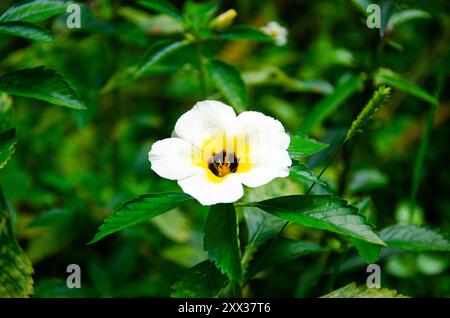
174, 100, 237, 148
235, 111, 291, 187
235, 111, 290, 152
178, 172, 244, 205
239, 147, 291, 187
148, 138, 201, 180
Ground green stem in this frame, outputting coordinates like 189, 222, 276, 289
196, 41, 207, 99
410, 77, 445, 204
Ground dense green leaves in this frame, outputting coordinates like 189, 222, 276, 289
171, 261, 227, 297
301, 74, 363, 133
0, 67, 85, 109
134, 40, 189, 79
0, 129, 16, 170
249, 195, 385, 245
247, 238, 323, 278
0, 230, 34, 298
0, 0, 67, 23
0, 22, 53, 42
138, 0, 183, 22
374, 68, 438, 105
321, 282, 408, 298
381, 224, 450, 252
206, 59, 247, 112
89, 192, 192, 244
218, 25, 273, 42
288, 132, 328, 160
204, 204, 242, 282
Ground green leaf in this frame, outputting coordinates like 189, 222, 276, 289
0, 129, 16, 170
381, 224, 450, 252
171, 260, 227, 297
204, 204, 242, 282
374, 68, 438, 105
351, 238, 381, 264
321, 282, 408, 298
206, 59, 248, 112
0, 92, 13, 132
288, 132, 328, 160
379, 0, 395, 38
389, 9, 431, 28
0, 22, 53, 42
247, 238, 323, 278
138, 0, 183, 22
0, 66, 86, 109
218, 25, 273, 42
0, 230, 34, 297
0, 0, 68, 23
289, 163, 326, 186
134, 40, 189, 79
89, 192, 192, 244
250, 195, 385, 245
348, 168, 389, 194
345, 86, 391, 142
183, 1, 218, 31
301, 73, 363, 133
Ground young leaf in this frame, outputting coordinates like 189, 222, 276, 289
247, 238, 323, 279
133, 40, 189, 79
183, 1, 218, 31
0, 22, 53, 42
345, 86, 391, 142
218, 25, 273, 42
171, 260, 228, 297
206, 59, 248, 112
204, 203, 242, 282
0, 66, 86, 109
374, 68, 438, 105
379, 0, 395, 38
288, 132, 328, 160
138, 0, 183, 22
289, 163, 326, 186
350, 238, 381, 264
0, 0, 67, 23
250, 195, 385, 245
89, 192, 192, 244
301, 73, 363, 133
381, 224, 450, 252
321, 282, 408, 298
0, 129, 16, 170
389, 9, 431, 27
0, 230, 34, 297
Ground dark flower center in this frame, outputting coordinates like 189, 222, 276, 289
208, 151, 239, 177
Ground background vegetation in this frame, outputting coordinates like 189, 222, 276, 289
0, 0, 449, 298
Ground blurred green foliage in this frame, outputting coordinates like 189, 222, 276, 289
0, 0, 449, 298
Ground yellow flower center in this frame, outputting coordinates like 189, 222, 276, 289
192, 134, 251, 182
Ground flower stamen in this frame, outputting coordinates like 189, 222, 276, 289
208, 151, 239, 177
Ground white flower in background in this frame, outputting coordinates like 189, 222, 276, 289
261, 21, 288, 46
148, 101, 291, 205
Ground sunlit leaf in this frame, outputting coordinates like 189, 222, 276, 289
206, 59, 247, 112
0, 129, 16, 170
138, 0, 183, 22
0, 66, 86, 109
0, 22, 53, 42
321, 282, 408, 298
374, 68, 438, 105
249, 195, 385, 245
288, 132, 328, 160
204, 203, 242, 282
381, 224, 450, 252
0, 0, 67, 23
218, 25, 272, 42
351, 238, 381, 264
289, 163, 326, 186
89, 192, 192, 244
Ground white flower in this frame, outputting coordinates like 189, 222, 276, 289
261, 21, 288, 46
148, 100, 291, 205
